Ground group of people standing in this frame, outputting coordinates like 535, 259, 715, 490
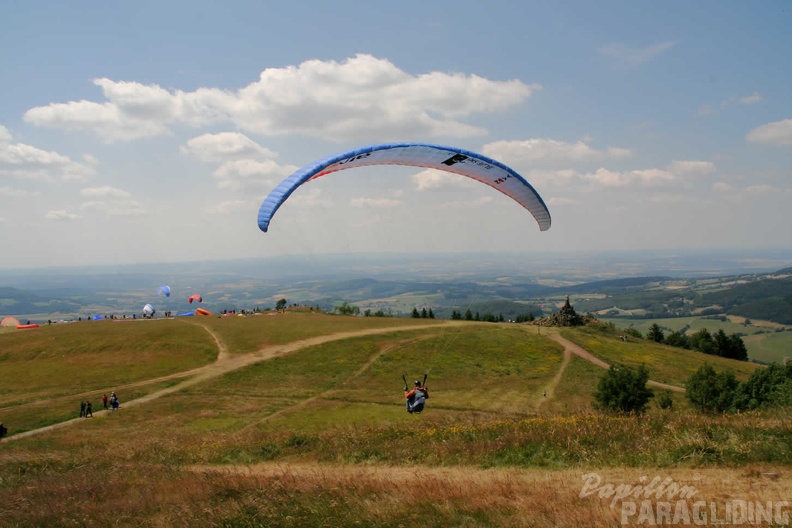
79, 392, 120, 418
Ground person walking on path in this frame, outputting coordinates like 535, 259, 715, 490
102, 394, 108, 410
85, 401, 93, 417
80, 401, 86, 418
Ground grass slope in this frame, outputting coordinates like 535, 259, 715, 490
0, 314, 789, 527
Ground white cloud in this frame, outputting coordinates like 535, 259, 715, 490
747, 119, 792, 146
0, 186, 39, 197
80, 186, 131, 198
483, 138, 632, 166
350, 197, 401, 208
668, 160, 716, 177
647, 193, 696, 203
411, 169, 472, 191
746, 184, 778, 193
584, 168, 676, 187
0, 127, 97, 182
739, 92, 763, 105
181, 132, 277, 162
712, 182, 736, 192
213, 159, 298, 192
205, 200, 255, 215
547, 197, 580, 206
438, 196, 494, 209
24, 55, 538, 143
599, 41, 677, 66
46, 209, 82, 220
80, 199, 148, 216
697, 105, 714, 117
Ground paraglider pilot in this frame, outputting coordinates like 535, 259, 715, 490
404, 378, 429, 414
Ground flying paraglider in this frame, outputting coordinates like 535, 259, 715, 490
143, 304, 156, 317
257, 142, 551, 234
188, 294, 203, 304
157, 286, 171, 297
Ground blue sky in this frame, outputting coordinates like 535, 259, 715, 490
1, 1, 790, 268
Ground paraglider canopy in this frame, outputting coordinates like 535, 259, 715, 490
143, 304, 156, 316
157, 286, 171, 297
188, 294, 203, 304
1, 316, 20, 328
257, 142, 551, 234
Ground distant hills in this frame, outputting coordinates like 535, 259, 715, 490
2, 251, 792, 324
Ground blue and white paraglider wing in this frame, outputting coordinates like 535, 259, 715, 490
143, 303, 156, 316
257, 143, 551, 234
157, 285, 171, 297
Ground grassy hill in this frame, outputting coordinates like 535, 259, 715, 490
0, 313, 789, 527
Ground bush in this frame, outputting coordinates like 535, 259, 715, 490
657, 390, 674, 410
685, 364, 739, 413
594, 363, 654, 414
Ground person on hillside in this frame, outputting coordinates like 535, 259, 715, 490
404, 379, 429, 414
102, 394, 108, 410
85, 401, 93, 417
0, 423, 7, 440
80, 401, 86, 418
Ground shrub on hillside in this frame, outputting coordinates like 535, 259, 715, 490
734, 362, 792, 410
685, 364, 739, 413
594, 364, 654, 415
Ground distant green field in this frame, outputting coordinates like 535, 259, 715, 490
601, 316, 790, 362
743, 331, 792, 364
561, 327, 759, 387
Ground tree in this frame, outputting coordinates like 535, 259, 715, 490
689, 328, 716, 355
464, 308, 473, 321
428, 308, 435, 319
335, 301, 360, 316
734, 362, 792, 410
421, 307, 428, 318
411, 307, 420, 318
275, 298, 288, 311
646, 323, 665, 343
685, 364, 739, 413
623, 327, 643, 339
594, 363, 654, 414
664, 331, 690, 349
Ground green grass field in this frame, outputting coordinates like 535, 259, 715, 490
0, 313, 789, 527
601, 315, 792, 363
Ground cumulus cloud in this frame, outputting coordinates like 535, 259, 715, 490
411, 169, 473, 191
205, 200, 255, 215
712, 182, 736, 192
181, 132, 297, 192
80, 199, 148, 216
213, 159, 298, 192
24, 55, 539, 143
739, 92, 763, 105
747, 119, 792, 146
438, 196, 494, 210
80, 186, 132, 198
547, 197, 580, 206
522, 158, 714, 190
46, 209, 82, 220
599, 41, 677, 66
0, 126, 97, 182
350, 197, 401, 208
0, 186, 39, 197
482, 138, 632, 166
668, 160, 716, 177
180, 132, 277, 162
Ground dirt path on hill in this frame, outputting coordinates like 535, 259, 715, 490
546, 333, 685, 393
5, 322, 463, 442
536, 344, 572, 409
